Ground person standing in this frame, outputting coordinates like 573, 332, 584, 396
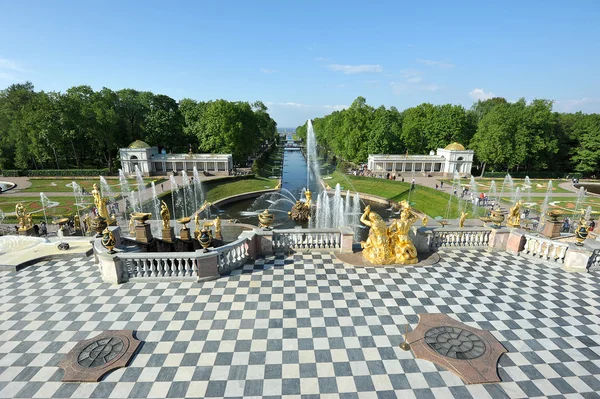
41, 221, 48, 236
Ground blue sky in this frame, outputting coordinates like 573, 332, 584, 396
1, 0, 599, 127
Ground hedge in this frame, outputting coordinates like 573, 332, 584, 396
482, 171, 583, 179
27, 169, 111, 177
0, 170, 26, 177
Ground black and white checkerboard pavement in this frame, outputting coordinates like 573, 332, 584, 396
1, 250, 599, 398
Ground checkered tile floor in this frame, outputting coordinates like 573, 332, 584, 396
1, 250, 599, 398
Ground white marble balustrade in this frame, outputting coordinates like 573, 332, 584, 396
214, 238, 251, 275
523, 234, 569, 263
272, 229, 342, 251
427, 228, 491, 250
121, 251, 199, 281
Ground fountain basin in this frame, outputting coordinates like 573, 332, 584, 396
131, 212, 152, 223
0, 181, 16, 192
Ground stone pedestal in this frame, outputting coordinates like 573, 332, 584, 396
489, 228, 511, 250
135, 223, 153, 243
162, 227, 175, 242
542, 221, 562, 239
18, 227, 35, 236
506, 229, 526, 254
253, 228, 274, 255
180, 228, 191, 241
340, 227, 354, 253
411, 226, 433, 253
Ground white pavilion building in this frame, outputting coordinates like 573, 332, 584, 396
367, 142, 474, 177
119, 140, 233, 177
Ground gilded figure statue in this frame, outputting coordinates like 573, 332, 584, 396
74, 214, 81, 230
387, 200, 418, 264
360, 205, 393, 265
507, 200, 522, 228
15, 203, 27, 230
27, 214, 33, 228
194, 212, 200, 234
459, 212, 468, 228
305, 189, 312, 206
83, 214, 91, 234
129, 213, 136, 235
160, 200, 170, 229
422, 216, 428, 227
91, 183, 109, 219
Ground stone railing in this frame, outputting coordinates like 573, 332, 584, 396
589, 249, 600, 272
272, 228, 343, 251
522, 234, 569, 264
120, 251, 201, 282
214, 237, 251, 275
426, 228, 492, 250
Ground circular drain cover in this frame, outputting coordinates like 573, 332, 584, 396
424, 326, 486, 359
77, 337, 125, 368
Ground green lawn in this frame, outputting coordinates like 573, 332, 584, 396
325, 171, 484, 219
18, 177, 163, 194
203, 177, 278, 203
500, 195, 600, 215
441, 178, 571, 194
0, 196, 86, 223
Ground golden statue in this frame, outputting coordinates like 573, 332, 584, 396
459, 212, 468, 228
387, 200, 418, 264
422, 216, 428, 227
15, 203, 27, 230
194, 212, 200, 234
129, 213, 136, 235
74, 214, 81, 230
91, 183, 109, 219
160, 200, 170, 229
275, 180, 282, 189
360, 205, 393, 265
27, 214, 33, 228
83, 214, 91, 234
214, 216, 222, 239
305, 189, 312, 206
507, 200, 522, 228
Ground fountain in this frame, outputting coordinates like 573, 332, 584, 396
523, 176, 532, 203
40, 192, 50, 226
150, 182, 161, 237
134, 165, 145, 214
469, 176, 479, 215
118, 169, 133, 221
193, 166, 204, 206
306, 120, 321, 191
489, 180, 497, 207
499, 174, 514, 204
181, 170, 195, 216
537, 180, 554, 234
169, 175, 182, 227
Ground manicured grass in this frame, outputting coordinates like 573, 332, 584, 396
203, 177, 278, 203
19, 177, 163, 194
441, 178, 571, 194
0, 196, 85, 223
500, 195, 600, 215
325, 171, 484, 219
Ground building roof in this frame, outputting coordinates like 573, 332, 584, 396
128, 140, 151, 149
444, 142, 466, 151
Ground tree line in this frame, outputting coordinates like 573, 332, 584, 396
296, 96, 600, 175
0, 82, 277, 173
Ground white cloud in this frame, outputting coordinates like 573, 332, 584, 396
391, 70, 440, 93
469, 88, 495, 101
260, 68, 277, 74
327, 64, 382, 74
554, 97, 600, 113
0, 57, 26, 81
314, 57, 330, 62
416, 58, 455, 68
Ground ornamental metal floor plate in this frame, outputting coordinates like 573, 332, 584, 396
405, 313, 507, 384
59, 330, 141, 382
